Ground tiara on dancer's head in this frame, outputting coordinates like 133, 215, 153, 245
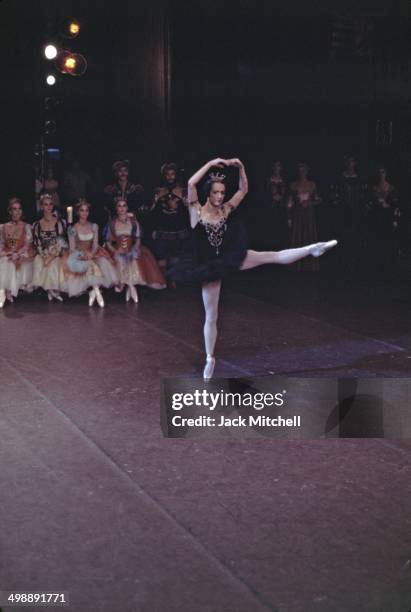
209, 171, 226, 182
39, 192, 53, 201
75, 197, 91, 210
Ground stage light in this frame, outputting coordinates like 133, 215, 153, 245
69, 21, 80, 36
44, 44, 58, 60
46, 74, 56, 86
64, 56, 77, 71
55, 50, 76, 73
66, 53, 88, 76
61, 17, 81, 39
55, 50, 69, 73
55, 49, 87, 76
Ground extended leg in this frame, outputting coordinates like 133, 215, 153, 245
240, 240, 337, 270
201, 279, 222, 379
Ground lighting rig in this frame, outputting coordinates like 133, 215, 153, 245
37, 18, 87, 182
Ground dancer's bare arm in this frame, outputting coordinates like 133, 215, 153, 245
223, 159, 248, 216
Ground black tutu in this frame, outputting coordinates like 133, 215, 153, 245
168, 216, 248, 285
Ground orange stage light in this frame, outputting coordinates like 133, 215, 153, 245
64, 56, 77, 70
61, 17, 81, 39
55, 49, 87, 76
69, 22, 80, 36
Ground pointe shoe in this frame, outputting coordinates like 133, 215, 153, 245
125, 286, 131, 302
0, 289, 5, 308
130, 285, 139, 303
52, 290, 63, 302
95, 287, 105, 308
88, 289, 96, 307
47, 290, 53, 302
203, 355, 216, 380
114, 284, 123, 293
310, 240, 338, 257
6, 291, 14, 303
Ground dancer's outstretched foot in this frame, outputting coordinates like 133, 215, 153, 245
125, 286, 131, 302
310, 240, 338, 258
203, 355, 216, 380
0, 289, 5, 308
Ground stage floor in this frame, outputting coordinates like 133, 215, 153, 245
1, 269, 410, 612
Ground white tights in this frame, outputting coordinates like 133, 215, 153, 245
201, 244, 325, 358
240, 245, 313, 269
201, 280, 221, 358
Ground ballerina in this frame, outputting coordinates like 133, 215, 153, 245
169, 157, 337, 379
32, 194, 68, 301
0, 197, 34, 308
63, 200, 118, 307
104, 199, 166, 303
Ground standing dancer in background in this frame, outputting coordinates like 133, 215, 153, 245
330, 155, 367, 278
32, 194, 68, 302
368, 165, 400, 278
288, 162, 321, 272
266, 160, 289, 250
169, 158, 337, 379
149, 162, 191, 286
103, 160, 144, 223
0, 198, 34, 308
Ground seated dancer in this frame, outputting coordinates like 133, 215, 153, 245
63, 200, 118, 308
169, 158, 337, 380
0, 197, 34, 308
104, 199, 166, 303
32, 193, 68, 302
149, 162, 190, 283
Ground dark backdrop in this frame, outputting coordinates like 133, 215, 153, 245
0, 0, 409, 221
170, 0, 410, 195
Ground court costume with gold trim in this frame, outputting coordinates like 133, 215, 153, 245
32, 218, 68, 292
104, 217, 166, 289
0, 222, 34, 297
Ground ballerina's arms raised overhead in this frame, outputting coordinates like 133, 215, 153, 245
186, 157, 248, 228
221, 158, 248, 216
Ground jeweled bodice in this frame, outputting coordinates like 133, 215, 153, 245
3, 223, 25, 250
198, 215, 227, 256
